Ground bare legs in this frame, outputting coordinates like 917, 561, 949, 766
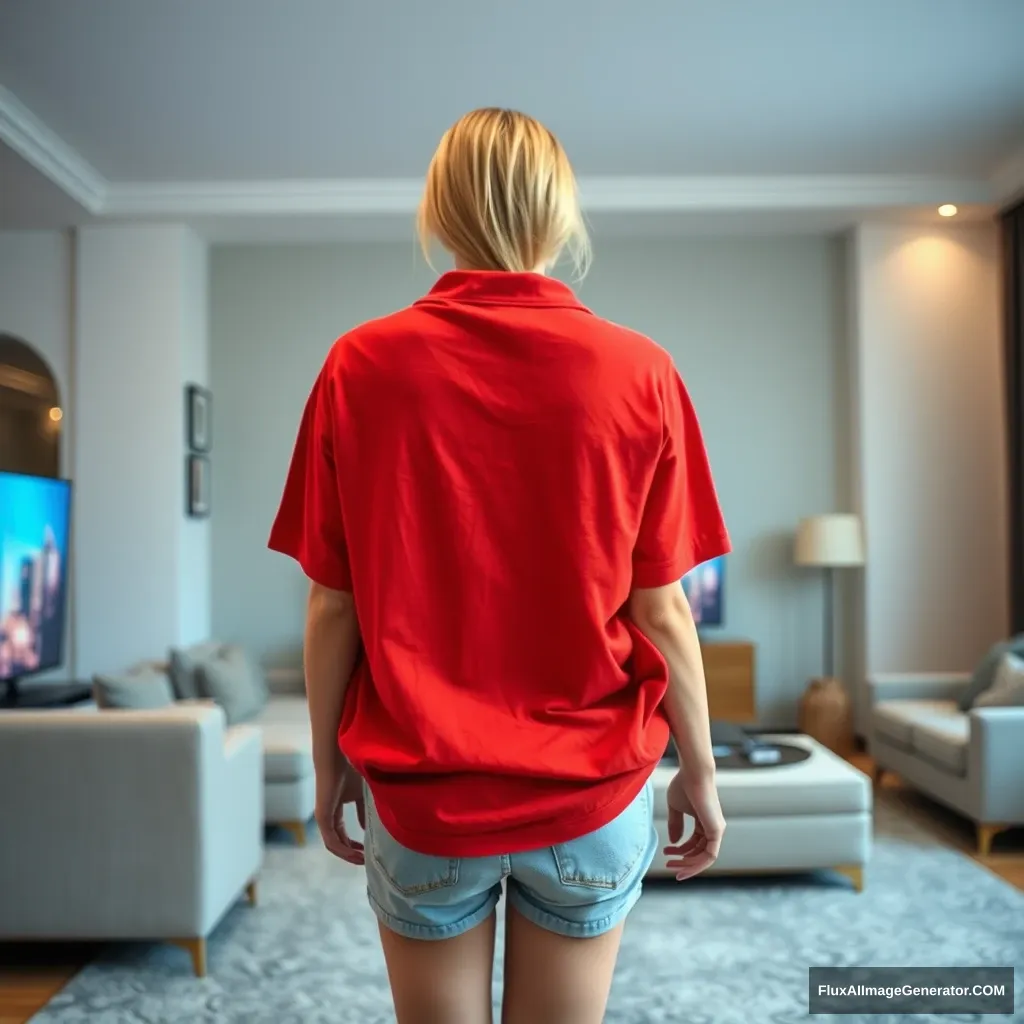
377, 914, 496, 1024
376, 905, 624, 1024
501, 904, 624, 1024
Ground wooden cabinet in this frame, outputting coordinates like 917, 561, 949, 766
701, 640, 756, 723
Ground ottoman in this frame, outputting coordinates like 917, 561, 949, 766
646, 734, 872, 890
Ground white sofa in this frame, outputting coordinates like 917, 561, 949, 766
255, 669, 316, 843
868, 672, 1024, 854
96, 659, 317, 844
0, 703, 263, 975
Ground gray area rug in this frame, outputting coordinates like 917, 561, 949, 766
34, 798, 1024, 1023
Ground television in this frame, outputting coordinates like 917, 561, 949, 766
682, 554, 725, 628
0, 471, 72, 698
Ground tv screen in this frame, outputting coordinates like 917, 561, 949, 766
682, 555, 725, 628
0, 471, 72, 683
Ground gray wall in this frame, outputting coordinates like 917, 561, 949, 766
210, 236, 847, 727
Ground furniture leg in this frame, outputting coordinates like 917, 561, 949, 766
976, 823, 1007, 856
872, 763, 887, 786
834, 864, 864, 893
281, 820, 308, 846
245, 879, 258, 906
170, 936, 207, 977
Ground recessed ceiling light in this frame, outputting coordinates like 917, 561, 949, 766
938, 204, 958, 217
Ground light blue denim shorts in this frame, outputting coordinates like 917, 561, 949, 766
363, 778, 658, 941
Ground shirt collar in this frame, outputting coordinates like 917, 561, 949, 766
416, 270, 591, 311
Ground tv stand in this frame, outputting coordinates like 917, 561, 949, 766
1, 679, 94, 709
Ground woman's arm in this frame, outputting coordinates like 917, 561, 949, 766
304, 581, 361, 774
304, 581, 365, 863
629, 581, 715, 779
629, 580, 726, 880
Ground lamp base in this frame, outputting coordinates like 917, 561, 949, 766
798, 676, 853, 756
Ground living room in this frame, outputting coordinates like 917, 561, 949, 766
0, 2, 1022, 1021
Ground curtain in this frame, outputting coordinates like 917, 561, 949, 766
1004, 200, 1024, 634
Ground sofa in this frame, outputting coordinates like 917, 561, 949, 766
93, 654, 316, 844
0, 703, 262, 975
254, 668, 316, 843
868, 672, 1024, 854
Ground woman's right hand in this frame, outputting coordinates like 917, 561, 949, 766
663, 770, 726, 881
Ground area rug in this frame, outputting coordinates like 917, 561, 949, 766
34, 797, 1024, 1023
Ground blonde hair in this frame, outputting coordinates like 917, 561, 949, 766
417, 108, 591, 277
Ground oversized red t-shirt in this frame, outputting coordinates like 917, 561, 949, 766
269, 270, 729, 857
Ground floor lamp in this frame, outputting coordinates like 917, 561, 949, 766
794, 514, 865, 753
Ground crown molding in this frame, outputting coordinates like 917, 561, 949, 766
102, 178, 424, 217
992, 146, 1024, 208
101, 174, 994, 219
0, 83, 1002, 222
0, 84, 107, 213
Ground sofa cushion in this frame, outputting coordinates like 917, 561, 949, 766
911, 715, 969, 776
196, 646, 269, 725
974, 652, 1024, 708
168, 641, 223, 700
92, 667, 175, 710
959, 634, 1024, 710
872, 699, 959, 748
253, 697, 314, 782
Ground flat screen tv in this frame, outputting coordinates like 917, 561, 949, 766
682, 554, 725, 628
0, 471, 72, 697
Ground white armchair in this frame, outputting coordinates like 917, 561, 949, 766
867, 673, 1024, 854
0, 703, 263, 975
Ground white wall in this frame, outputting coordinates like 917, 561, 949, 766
0, 230, 74, 680
178, 231, 211, 645
0, 232, 72, 474
211, 237, 847, 726
73, 225, 210, 676
850, 223, 1007, 718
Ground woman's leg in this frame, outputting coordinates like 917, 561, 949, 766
501, 780, 658, 1023
378, 913, 497, 1024
501, 904, 623, 1024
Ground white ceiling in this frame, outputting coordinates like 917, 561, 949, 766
0, 0, 1022, 238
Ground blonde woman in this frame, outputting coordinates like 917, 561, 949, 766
270, 108, 730, 1024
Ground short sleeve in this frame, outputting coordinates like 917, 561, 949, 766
268, 368, 352, 591
632, 365, 730, 588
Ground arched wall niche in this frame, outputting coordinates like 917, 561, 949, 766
0, 333, 62, 479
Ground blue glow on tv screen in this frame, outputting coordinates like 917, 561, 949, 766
0, 471, 72, 681
682, 555, 725, 628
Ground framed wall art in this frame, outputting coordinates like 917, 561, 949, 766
186, 454, 211, 518
186, 384, 212, 453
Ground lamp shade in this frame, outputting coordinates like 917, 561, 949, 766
794, 514, 865, 568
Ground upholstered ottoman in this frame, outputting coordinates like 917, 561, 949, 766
646, 734, 872, 891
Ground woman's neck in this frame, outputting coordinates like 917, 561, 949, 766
453, 258, 547, 275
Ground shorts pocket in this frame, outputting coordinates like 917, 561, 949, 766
366, 792, 460, 897
551, 781, 652, 890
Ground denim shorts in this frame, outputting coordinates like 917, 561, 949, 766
363, 778, 658, 941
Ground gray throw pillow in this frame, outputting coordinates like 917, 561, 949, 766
196, 645, 268, 725
169, 641, 224, 700
93, 667, 175, 710
974, 653, 1024, 708
958, 633, 1024, 710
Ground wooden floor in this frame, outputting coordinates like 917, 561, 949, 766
0, 943, 99, 1024
2, 754, 1022, 1023
847, 752, 1024, 890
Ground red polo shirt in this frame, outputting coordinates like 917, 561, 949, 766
269, 270, 729, 857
